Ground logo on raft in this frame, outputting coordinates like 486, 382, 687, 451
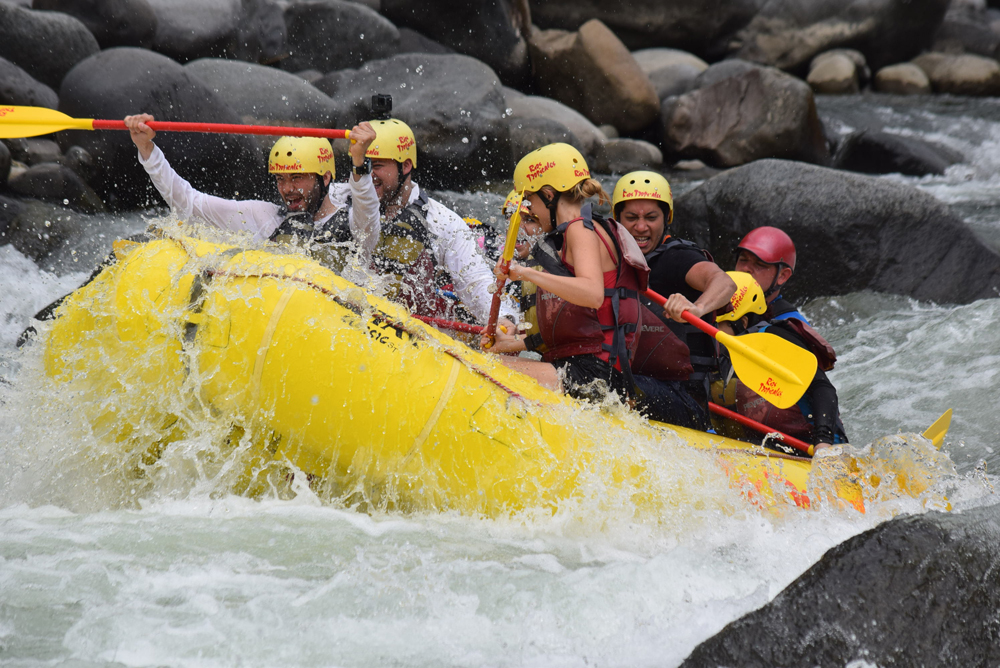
0, 107, 14, 117
758, 377, 782, 398
318, 147, 332, 163
269, 160, 304, 172
623, 188, 661, 200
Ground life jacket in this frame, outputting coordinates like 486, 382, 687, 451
767, 296, 809, 324
531, 205, 646, 380
639, 236, 719, 379
720, 317, 839, 443
270, 209, 354, 272
370, 191, 457, 320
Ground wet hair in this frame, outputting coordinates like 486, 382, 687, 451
537, 179, 611, 207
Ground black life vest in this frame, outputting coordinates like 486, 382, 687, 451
270, 208, 354, 272
639, 236, 719, 378
370, 192, 458, 320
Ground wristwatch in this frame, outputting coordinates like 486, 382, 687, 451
352, 157, 372, 176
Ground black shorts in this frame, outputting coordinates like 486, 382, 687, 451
551, 355, 630, 403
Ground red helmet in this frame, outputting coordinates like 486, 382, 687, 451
736, 227, 796, 271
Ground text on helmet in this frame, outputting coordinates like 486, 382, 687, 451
623, 188, 662, 200
318, 147, 332, 163
526, 161, 556, 182
730, 284, 748, 311
397, 135, 415, 152
270, 160, 303, 171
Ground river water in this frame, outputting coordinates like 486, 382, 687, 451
1, 94, 998, 667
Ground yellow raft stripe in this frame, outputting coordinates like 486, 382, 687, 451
405, 357, 462, 462
252, 285, 296, 402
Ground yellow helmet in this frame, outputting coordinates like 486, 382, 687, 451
513, 143, 590, 193
365, 118, 417, 167
716, 271, 767, 322
268, 136, 335, 178
501, 189, 528, 218
612, 171, 673, 224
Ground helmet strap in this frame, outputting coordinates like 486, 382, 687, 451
537, 189, 562, 231
380, 161, 410, 215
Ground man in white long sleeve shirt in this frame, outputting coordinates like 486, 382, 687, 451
340, 118, 517, 324
124, 114, 382, 272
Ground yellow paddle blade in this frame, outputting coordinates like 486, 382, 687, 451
0, 105, 95, 138
922, 409, 952, 449
500, 191, 524, 263
718, 329, 818, 410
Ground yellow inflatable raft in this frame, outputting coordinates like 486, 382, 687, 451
44, 235, 868, 515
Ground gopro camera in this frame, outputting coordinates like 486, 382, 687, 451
371, 94, 392, 120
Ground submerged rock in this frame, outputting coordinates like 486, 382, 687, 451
682, 503, 1000, 667
675, 159, 1000, 304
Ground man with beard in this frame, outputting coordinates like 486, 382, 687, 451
123, 113, 382, 275
328, 118, 515, 324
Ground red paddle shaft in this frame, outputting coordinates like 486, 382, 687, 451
482, 258, 512, 346
643, 288, 717, 335
93, 119, 350, 139
708, 402, 813, 456
413, 315, 485, 335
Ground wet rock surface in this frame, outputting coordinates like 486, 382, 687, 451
832, 129, 963, 177
662, 63, 828, 168
682, 503, 1000, 668
0, 3, 100, 89
32, 0, 158, 49
676, 159, 1000, 305
316, 53, 512, 188
58, 47, 266, 210
0, 56, 59, 109
280, 1, 400, 73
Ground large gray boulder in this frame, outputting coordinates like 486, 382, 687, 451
58, 48, 266, 210
0, 3, 100, 89
184, 58, 339, 128
7, 163, 106, 213
528, 0, 759, 58
833, 130, 963, 177
731, 0, 951, 73
633, 48, 709, 100
502, 86, 607, 161
662, 63, 829, 168
146, 0, 242, 63
31, 0, 158, 49
380, 0, 529, 85
315, 53, 512, 188
0, 56, 59, 108
281, 1, 400, 73
682, 503, 1000, 667
528, 19, 659, 134
675, 159, 1000, 304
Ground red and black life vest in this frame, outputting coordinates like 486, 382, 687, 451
531, 206, 645, 377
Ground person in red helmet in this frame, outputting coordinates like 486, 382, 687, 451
734, 226, 809, 323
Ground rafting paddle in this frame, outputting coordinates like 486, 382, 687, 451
644, 288, 817, 409
922, 408, 952, 449
483, 190, 524, 349
0, 105, 351, 140
708, 401, 814, 455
